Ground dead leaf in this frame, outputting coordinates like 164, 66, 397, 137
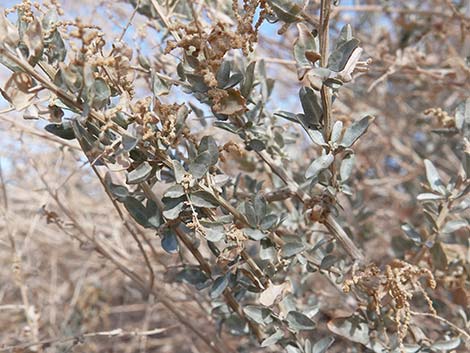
0, 12, 19, 47
213, 89, 247, 115
259, 281, 291, 306
2, 72, 35, 110
24, 18, 44, 64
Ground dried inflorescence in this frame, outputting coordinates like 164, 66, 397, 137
423, 107, 456, 128
344, 260, 437, 351
165, 0, 268, 89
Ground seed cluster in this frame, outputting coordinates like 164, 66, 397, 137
343, 260, 436, 352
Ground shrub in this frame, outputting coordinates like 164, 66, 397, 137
0, 0, 469, 352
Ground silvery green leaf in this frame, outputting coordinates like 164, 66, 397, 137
267, 0, 303, 23
310, 67, 334, 81
282, 241, 305, 257
83, 63, 95, 89
331, 120, 343, 143
454, 198, 470, 212
45, 123, 76, 140
145, 199, 162, 229
254, 195, 267, 220
161, 228, 179, 254
189, 151, 212, 179
340, 115, 374, 148
401, 223, 422, 243
225, 315, 249, 336
172, 160, 186, 183
300, 87, 323, 128
398, 344, 423, 353
186, 73, 209, 93
285, 345, 302, 353
151, 71, 170, 96
244, 202, 258, 227
430, 241, 447, 270
454, 98, 470, 131
89, 77, 111, 109
336, 24, 353, 48
243, 305, 273, 325
105, 173, 129, 202
210, 275, 229, 298
312, 336, 335, 353
274, 111, 322, 132
122, 134, 138, 152
214, 121, 239, 133
441, 220, 468, 233
223, 73, 243, 89
424, 159, 446, 194
431, 337, 461, 351
305, 153, 334, 179
241, 61, 256, 98
294, 23, 319, 80
260, 214, 279, 230
340, 153, 355, 182
75, 121, 97, 151
327, 317, 387, 351
260, 238, 276, 261
124, 196, 153, 228
248, 139, 265, 151
203, 224, 225, 242
109, 185, 129, 202
310, 130, 327, 146
286, 311, 316, 331
260, 329, 284, 347
162, 196, 186, 220
137, 53, 151, 69
328, 38, 360, 72
164, 185, 185, 198
320, 255, 337, 270
190, 191, 219, 208
177, 267, 210, 288
304, 339, 312, 353
244, 228, 266, 241
126, 162, 152, 184
337, 47, 363, 82
216, 60, 231, 88
274, 110, 296, 122
417, 193, 445, 201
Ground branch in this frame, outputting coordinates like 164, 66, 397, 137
319, 0, 333, 140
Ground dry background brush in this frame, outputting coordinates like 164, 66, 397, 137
0, 0, 469, 352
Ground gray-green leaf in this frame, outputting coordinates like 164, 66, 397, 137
161, 229, 179, 254
243, 305, 273, 325
401, 223, 422, 243
189, 151, 212, 179
424, 159, 446, 194
305, 153, 334, 179
286, 311, 316, 331
126, 162, 152, 184
282, 241, 305, 257
340, 115, 374, 148
312, 337, 335, 353
210, 275, 229, 298
261, 329, 284, 347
